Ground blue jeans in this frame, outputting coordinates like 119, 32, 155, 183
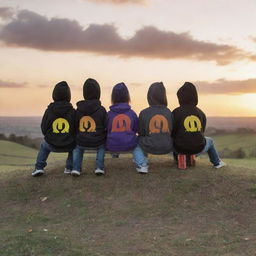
198, 137, 221, 166
35, 141, 73, 170
133, 145, 148, 168
72, 144, 105, 172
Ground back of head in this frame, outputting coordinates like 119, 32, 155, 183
52, 81, 71, 102
83, 78, 100, 100
147, 82, 168, 106
177, 82, 198, 106
111, 82, 130, 104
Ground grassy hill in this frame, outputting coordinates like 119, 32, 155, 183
1, 155, 256, 256
0, 140, 67, 172
212, 133, 256, 157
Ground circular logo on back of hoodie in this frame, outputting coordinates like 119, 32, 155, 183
79, 116, 97, 132
52, 118, 70, 133
111, 114, 131, 132
149, 114, 170, 134
184, 115, 202, 132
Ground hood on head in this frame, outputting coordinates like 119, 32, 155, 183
83, 78, 100, 100
111, 82, 130, 104
77, 99, 101, 115
147, 82, 168, 106
52, 81, 71, 102
177, 82, 198, 106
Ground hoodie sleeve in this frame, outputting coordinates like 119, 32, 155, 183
41, 109, 50, 135
102, 107, 107, 131
201, 111, 207, 133
73, 109, 78, 133
138, 111, 146, 136
171, 108, 178, 137
132, 111, 139, 133
169, 111, 174, 136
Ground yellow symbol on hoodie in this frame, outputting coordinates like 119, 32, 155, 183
149, 115, 170, 134
184, 115, 202, 132
52, 118, 70, 133
79, 116, 96, 132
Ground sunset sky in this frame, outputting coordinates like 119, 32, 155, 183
1, 0, 256, 116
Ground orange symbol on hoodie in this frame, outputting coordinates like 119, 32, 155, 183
149, 115, 170, 134
52, 118, 70, 133
111, 114, 131, 132
79, 116, 96, 132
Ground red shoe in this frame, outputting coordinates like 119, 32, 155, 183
190, 155, 196, 166
178, 154, 187, 170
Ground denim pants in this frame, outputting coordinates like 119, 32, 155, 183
198, 137, 221, 166
35, 141, 73, 170
133, 145, 148, 168
72, 144, 105, 172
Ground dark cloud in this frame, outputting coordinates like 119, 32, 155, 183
84, 0, 147, 4
195, 78, 256, 95
0, 7, 14, 20
0, 10, 255, 65
0, 79, 27, 88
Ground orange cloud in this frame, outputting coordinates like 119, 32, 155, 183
195, 78, 256, 94
1, 10, 255, 65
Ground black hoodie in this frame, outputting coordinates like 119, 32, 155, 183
41, 81, 76, 152
172, 82, 206, 154
75, 79, 107, 147
138, 82, 173, 154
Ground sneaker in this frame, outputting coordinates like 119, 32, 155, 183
32, 169, 44, 177
136, 166, 148, 174
214, 161, 227, 169
189, 154, 196, 167
95, 168, 105, 176
64, 168, 72, 174
71, 170, 81, 176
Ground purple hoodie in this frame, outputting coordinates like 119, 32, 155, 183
106, 103, 138, 152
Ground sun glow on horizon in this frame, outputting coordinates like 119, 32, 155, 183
240, 93, 256, 112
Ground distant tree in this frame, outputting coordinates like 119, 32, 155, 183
205, 127, 228, 135
0, 133, 7, 140
236, 128, 255, 134
9, 133, 17, 142
233, 148, 246, 159
7, 133, 41, 149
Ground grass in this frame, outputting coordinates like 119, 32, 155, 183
1, 155, 256, 255
0, 140, 67, 172
212, 133, 256, 156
